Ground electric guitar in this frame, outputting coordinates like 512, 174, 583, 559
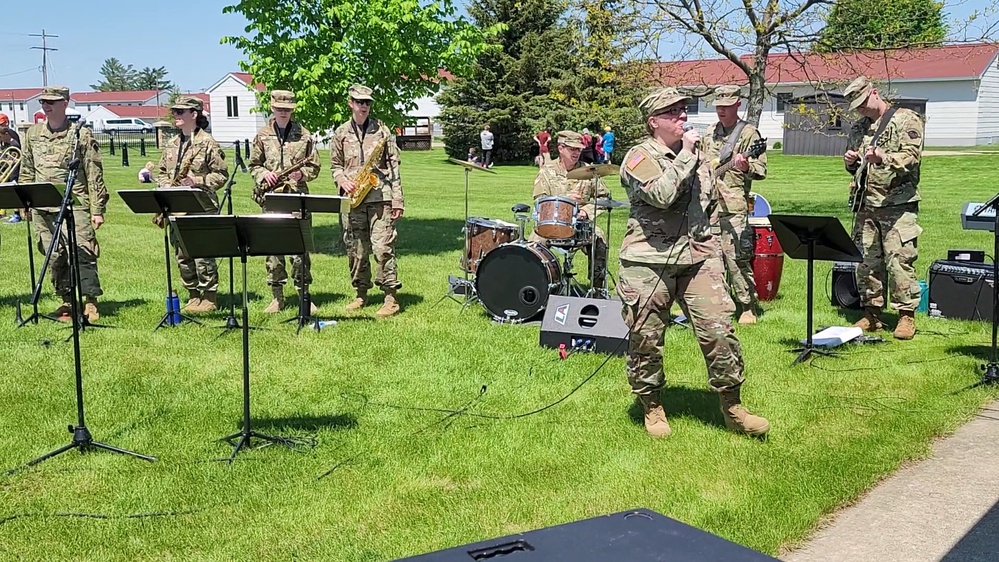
848, 107, 898, 213
709, 138, 768, 182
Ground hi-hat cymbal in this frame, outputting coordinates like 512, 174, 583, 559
566, 163, 620, 180
595, 197, 629, 209
448, 157, 497, 174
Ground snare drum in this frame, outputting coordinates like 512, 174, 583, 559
748, 216, 783, 301
534, 196, 578, 240
462, 217, 520, 274
550, 218, 594, 248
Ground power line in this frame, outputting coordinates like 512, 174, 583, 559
29, 29, 58, 87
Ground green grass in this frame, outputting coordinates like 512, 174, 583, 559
1, 147, 997, 560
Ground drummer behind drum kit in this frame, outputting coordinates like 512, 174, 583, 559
442, 160, 628, 323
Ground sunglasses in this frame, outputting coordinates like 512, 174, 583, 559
351, 98, 372, 106
171, 109, 190, 115
40, 99, 63, 105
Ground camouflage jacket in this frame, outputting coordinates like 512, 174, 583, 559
532, 159, 610, 219
846, 107, 923, 208
156, 128, 229, 208
701, 120, 767, 215
248, 119, 321, 204
21, 122, 108, 215
618, 138, 716, 265
330, 118, 403, 209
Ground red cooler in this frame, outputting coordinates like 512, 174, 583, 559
749, 217, 783, 301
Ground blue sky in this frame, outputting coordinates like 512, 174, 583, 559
0, 0, 990, 94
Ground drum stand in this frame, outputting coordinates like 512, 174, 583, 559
440, 165, 480, 309
558, 247, 587, 297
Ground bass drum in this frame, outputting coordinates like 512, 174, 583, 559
475, 242, 563, 322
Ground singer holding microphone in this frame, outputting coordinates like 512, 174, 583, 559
616, 86, 770, 439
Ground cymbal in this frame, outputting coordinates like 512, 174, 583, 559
595, 197, 629, 209
448, 157, 497, 174
566, 163, 620, 180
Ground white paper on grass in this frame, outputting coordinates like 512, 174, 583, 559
800, 326, 863, 348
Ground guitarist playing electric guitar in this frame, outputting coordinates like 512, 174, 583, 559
842, 75, 924, 341
703, 85, 769, 325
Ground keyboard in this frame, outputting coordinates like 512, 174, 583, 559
962, 202, 996, 231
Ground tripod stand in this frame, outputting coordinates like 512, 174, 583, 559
216, 157, 244, 332
767, 214, 863, 364
171, 213, 315, 462
970, 194, 999, 388
8, 155, 156, 475
441, 158, 495, 308
0, 183, 64, 327
119, 188, 216, 330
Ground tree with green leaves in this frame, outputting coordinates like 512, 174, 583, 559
89, 58, 138, 92
133, 66, 176, 91
221, 0, 499, 137
814, 0, 947, 52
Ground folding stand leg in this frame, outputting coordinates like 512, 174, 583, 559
17, 213, 60, 327
790, 240, 836, 364
155, 221, 201, 330
282, 269, 320, 334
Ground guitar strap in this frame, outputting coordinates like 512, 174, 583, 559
860, 107, 898, 186
719, 120, 748, 163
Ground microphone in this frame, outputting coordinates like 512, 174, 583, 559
235, 151, 248, 174
682, 123, 694, 132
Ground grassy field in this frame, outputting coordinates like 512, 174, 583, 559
1, 147, 998, 560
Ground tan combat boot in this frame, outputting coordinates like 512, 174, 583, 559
182, 290, 202, 312
719, 388, 770, 437
263, 285, 285, 314
894, 310, 916, 340
853, 306, 883, 332
738, 310, 757, 325
197, 291, 218, 313
376, 290, 401, 318
84, 297, 99, 323
637, 394, 672, 437
345, 291, 367, 313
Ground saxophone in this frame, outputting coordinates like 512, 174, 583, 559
348, 135, 388, 209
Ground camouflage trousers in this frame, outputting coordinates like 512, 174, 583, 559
35, 208, 103, 298
718, 213, 757, 308
344, 202, 401, 292
617, 258, 745, 396
530, 224, 608, 288
168, 213, 219, 293
262, 203, 312, 289
852, 203, 921, 311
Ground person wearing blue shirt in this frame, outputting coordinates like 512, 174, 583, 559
601, 126, 615, 163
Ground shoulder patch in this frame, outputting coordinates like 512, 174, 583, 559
624, 146, 663, 184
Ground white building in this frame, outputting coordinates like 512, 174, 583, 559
206, 72, 268, 144
0, 88, 46, 125
656, 43, 999, 146
70, 90, 169, 113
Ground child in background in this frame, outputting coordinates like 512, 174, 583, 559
467, 147, 480, 165
138, 161, 154, 183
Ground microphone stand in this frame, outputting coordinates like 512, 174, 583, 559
215, 149, 248, 333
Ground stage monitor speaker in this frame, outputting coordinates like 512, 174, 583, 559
396, 508, 780, 561
539, 295, 629, 356
928, 260, 994, 321
831, 261, 862, 309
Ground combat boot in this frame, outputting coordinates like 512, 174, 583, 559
719, 388, 770, 437
198, 291, 218, 313
376, 290, 400, 318
894, 310, 916, 340
738, 310, 757, 325
853, 306, 883, 332
263, 285, 285, 314
51, 297, 73, 320
84, 297, 100, 323
182, 290, 202, 312
637, 393, 672, 437
345, 291, 367, 312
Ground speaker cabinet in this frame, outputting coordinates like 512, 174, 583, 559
539, 295, 630, 355
396, 508, 780, 561
831, 261, 862, 309
928, 260, 994, 321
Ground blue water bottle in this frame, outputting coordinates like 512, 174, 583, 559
168, 290, 181, 325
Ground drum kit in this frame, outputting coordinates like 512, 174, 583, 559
747, 192, 784, 301
443, 159, 628, 323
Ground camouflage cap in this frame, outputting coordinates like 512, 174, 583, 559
639, 87, 691, 117
712, 85, 742, 107
844, 76, 874, 110
171, 96, 204, 111
349, 84, 374, 101
39, 86, 70, 102
557, 130, 585, 149
270, 90, 297, 110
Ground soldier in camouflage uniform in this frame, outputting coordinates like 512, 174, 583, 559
617, 86, 769, 438
20, 86, 108, 323
843, 76, 924, 340
702, 85, 768, 324
249, 90, 322, 314
156, 96, 229, 313
530, 130, 610, 290
331, 84, 404, 318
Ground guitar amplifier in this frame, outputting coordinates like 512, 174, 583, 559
928, 260, 994, 321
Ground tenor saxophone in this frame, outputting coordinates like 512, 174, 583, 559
348, 135, 388, 209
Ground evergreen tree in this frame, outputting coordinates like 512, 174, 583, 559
815, 0, 948, 52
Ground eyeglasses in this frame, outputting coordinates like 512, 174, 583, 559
351, 98, 372, 106
654, 106, 688, 118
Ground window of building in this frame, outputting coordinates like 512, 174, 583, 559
686, 97, 700, 115
776, 93, 793, 112
226, 96, 239, 118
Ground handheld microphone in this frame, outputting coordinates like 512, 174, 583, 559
682, 123, 694, 132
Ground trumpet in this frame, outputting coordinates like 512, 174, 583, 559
0, 146, 21, 183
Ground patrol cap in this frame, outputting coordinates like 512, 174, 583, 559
639, 87, 691, 117
171, 96, 204, 111
39, 86, 70, 102
557, 130, 585, 149
270, 90, 297, 110
844, 76, 874, 110
349, 84, 374, 101
712, 85, 742, 107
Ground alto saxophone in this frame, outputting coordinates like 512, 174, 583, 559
348, 135, 388, 209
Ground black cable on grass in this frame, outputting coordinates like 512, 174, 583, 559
810, 355, 952, 372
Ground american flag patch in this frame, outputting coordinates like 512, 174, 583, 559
626, 152, 646, 170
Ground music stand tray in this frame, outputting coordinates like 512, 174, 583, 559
767, 214, 863, 364
119, 188, 217, 330
169, 214, 314, 462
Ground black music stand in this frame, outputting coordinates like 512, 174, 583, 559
264, 193, 346, 333
118, 188, 216, 330
767, 214, 863, 364
970, 193, 999, 387
0, 182, 64, 327
170, 214, 315, 462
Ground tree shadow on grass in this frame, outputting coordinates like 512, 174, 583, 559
626, 386, 728, 430
253, 413, 358, 433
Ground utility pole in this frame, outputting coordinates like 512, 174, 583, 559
29, 29, 58, 87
